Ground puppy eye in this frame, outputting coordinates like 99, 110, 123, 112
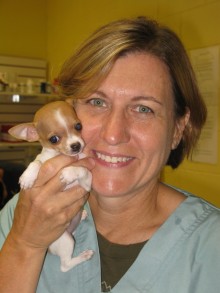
49, 135, 60, 144
74, 122, 82, 131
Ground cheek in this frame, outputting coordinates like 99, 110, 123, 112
81, 119, 100, 144
136, 123, 174, 157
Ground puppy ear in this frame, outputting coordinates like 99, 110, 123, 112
8, 123, 39, 142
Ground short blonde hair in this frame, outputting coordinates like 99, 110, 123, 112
58, 16, 207, 168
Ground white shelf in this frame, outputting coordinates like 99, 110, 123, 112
0, 92, 54, 165
0, 92, 58, 98
0, 141, 41, 166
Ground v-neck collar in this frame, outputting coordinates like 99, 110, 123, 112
108, 195, 214, 292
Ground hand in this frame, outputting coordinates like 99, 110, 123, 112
7, 155, 95, 252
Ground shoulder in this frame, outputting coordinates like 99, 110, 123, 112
186, 197, 220, 288
175, 191, 220, 256
184, 191, 220, 227
166, 185, 220, 243
195, 197, 220, 250
0, 194, 18, 248
162, 184, 220, 228
165, 190, 220, 277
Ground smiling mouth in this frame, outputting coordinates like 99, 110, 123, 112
94, 151, 133, 164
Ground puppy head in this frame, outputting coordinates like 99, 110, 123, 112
9, 101, 85, 156
35, 101, 85, 156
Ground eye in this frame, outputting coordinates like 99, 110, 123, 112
74, 122, 82, 131
49, 135, 60, 144
88, 98, 106, 107
135, 105, 153, 113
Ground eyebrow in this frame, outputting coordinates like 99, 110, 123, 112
92, 90, 163, 106
132, 95, 163, 105
91, 90, 107, 98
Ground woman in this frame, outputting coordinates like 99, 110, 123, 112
0, 17, 219, 293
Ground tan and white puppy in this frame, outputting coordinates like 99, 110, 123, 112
9, 100, 93, 272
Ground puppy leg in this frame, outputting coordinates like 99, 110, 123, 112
19, 160, 42, 189
61, 249, 94, 272
66, 210, 87, 234
49, 231, 94, 272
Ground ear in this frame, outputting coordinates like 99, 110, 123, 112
172, 109, 190, 150
8, 123, 40, 142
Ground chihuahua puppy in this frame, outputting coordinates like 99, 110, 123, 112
9, 100, 93, 272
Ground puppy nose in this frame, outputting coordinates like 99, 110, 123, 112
71, 142, 81, 153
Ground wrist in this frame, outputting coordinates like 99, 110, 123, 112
0, 232, 47, 293
4, 230, 48, 258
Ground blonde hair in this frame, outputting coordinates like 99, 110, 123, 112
58, 16, 207, 168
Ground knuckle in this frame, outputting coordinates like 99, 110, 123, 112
30, 195, 57, 218
44, 205, 58, 218
57, 212, 69, 225
39, 160, 56, 178
30, 193, 44, 209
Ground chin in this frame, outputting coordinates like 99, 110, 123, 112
91, 175, 129, 198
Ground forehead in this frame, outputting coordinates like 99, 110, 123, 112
98, 52, 173, 103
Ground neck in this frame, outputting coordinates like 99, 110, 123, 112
36, 147, 59, 163
89, 182, 186, 245
89, 182, 163, 244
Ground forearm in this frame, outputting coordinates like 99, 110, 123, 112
0, 232, 47, 293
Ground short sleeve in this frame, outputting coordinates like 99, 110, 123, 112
0, 194, 18, 249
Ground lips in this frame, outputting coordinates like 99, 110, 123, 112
94, 151, 133, 165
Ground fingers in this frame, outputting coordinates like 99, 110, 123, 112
32, 180, 89, 213
19, 154, 94, 215
12, 154, 95, 249
33, 154, 95, 187
14, 181, 89, 249
34, 155, 76, 187
18, 155, 93, 224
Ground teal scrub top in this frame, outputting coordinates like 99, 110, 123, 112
1, 191, 220, 293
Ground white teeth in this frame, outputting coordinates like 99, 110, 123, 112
96, 152, 131, 163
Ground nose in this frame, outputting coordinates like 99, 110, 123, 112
100, 109, 130, 145
71, 142, 82, 153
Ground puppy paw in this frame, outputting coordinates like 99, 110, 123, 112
60, 249, 94, 272
19, 174, 36, 189
79, 249, 94, 261
19, 161, 41, 189
60, 167, 75, 185
78, 169, 92, 192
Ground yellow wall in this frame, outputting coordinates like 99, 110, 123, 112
45, 0, 158, 78
0, 0, 47, 58
1, 0, 220, 206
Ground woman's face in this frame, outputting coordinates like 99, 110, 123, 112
75, 53, 186, 198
